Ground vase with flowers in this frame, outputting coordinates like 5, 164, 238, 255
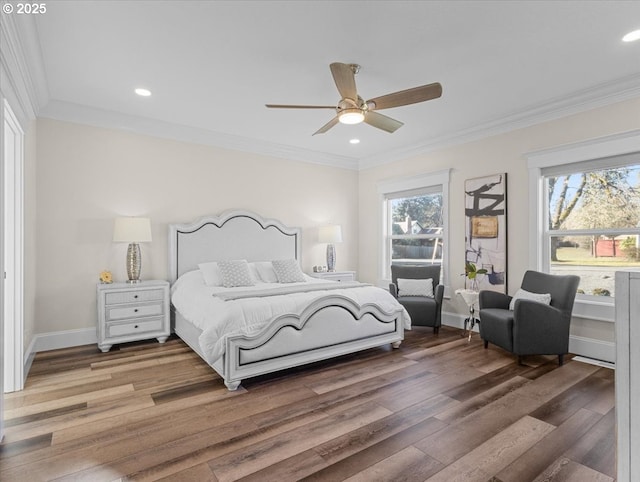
464, 262, 487, 291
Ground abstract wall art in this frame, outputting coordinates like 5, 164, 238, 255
464, 173, 507, 293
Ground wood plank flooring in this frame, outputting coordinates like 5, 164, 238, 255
0, 326, 615, 481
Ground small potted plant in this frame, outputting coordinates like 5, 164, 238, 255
464, 262, 487, 291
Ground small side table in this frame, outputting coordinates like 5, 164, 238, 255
455, 289, 480, 342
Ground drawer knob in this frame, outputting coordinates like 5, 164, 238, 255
134, 295, 139, 299
134, 325, 139, 329
134, 309, 138, 313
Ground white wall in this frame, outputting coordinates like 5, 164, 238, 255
24, 119, 36, 353
35, 118, 359, 335
32, 97, 640, 352
357, 97, 640, 348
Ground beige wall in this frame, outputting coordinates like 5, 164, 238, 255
35, 118, 359, 334
24, 119, 37, 351
32, 98, 640, 342
357, 97, 640, 343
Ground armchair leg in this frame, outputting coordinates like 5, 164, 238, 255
483, 340, 488, 349
558, 354, 564, 366
517, 355, 524, 365
433, 326, 439, 334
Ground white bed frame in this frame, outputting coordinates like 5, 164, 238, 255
168, 210, 404, 390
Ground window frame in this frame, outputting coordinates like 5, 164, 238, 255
377, 169, 450, 286
527, 129, 640, 322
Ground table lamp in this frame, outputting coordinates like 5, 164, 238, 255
318, 224, 342, 272
113, 217, 152, 283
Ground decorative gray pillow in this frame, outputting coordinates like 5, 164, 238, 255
397, 278, 433, 297
509, 288, 551, 310
272, 259, 306, 283
217, 260, 255, 288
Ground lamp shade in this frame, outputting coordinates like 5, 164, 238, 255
318, 225, 342, 244
113, 217, 152, 243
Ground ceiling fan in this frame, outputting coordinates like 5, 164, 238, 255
266, 62, 442, 135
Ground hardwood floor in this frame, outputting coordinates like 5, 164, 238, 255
0, 326, 615, 481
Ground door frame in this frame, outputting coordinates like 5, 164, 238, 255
3, 99, 24, 394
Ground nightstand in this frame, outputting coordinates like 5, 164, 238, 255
96, 280, 170, 352
308, 270, 357, 282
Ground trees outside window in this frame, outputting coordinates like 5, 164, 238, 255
386, 191, 443, 270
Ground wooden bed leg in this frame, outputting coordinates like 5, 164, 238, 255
225, 380, 241, 391
392, 341, 402, 349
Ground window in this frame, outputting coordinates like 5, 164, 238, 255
378, 170, 450, 282
528, 131, 640, 316
543, 158, 640, 298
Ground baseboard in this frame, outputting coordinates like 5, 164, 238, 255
23, 328, 96, 382
31, 327, 97, 353
23, 336, 37, 380
442, 311, 615, 363
441, 312, 479, 332
568, 335, 615, 364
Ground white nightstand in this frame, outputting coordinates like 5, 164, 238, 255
96, 280, 170, 352
308, 271, 357, 282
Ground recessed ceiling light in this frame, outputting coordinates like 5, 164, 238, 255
622, 29, 640, 42
135, 88, 152, 97
349, 138, 360, 144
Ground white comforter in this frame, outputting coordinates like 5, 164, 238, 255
171, 270, 411, 364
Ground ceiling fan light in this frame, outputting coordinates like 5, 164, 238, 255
339, 109, 364, 125
622, 29, 640, 42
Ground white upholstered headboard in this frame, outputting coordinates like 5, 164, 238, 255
168, 210, 301, 283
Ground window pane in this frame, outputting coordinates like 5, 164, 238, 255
390, 193, 443, 233
391, 238, 443, 265
547, 164, 640, 231
549, 234, 640, 297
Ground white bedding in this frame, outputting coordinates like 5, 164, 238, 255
171, 270, 411, 364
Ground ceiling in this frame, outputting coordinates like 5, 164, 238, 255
27, 1, 640, 169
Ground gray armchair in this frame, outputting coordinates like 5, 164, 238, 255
389, 265, 444, 333
479, 270, 580, 365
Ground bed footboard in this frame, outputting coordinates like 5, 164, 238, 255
222, 295, 404, 390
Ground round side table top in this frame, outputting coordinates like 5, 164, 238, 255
455, 288, 479, 310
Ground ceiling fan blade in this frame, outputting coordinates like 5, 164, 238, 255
367, 82, 442, 110
364, 111, 404, 133
313, 116, 340, 135
266, 104, 336, 109
330, 63, 357, 100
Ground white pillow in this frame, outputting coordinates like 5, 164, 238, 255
509, 289, 551, 310
397, 278, 434, 297
198, 262, 222, 286
247, 262, 262, 283
217, 260, 255, 288
254, 261, 278, 283
272, 259, 306, 283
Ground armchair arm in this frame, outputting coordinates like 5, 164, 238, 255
388, 283, 398, 298
434, 284, 444, 305
479, 290, 511, 310
512, 300, 570, 355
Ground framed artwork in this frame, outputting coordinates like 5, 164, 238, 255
464, 173, 507, 293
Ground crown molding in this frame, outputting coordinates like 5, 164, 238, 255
358, 73, 640, 170
39, 100, 360, 171
0, 13, 48, 125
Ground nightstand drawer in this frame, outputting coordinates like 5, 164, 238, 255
105, 289, 165, 305
107, 317, 165, 337
106, 302, 163, 321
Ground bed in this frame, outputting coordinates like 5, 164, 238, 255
168, 210, 411, 390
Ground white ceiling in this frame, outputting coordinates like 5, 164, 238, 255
29, 0, 640, 169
